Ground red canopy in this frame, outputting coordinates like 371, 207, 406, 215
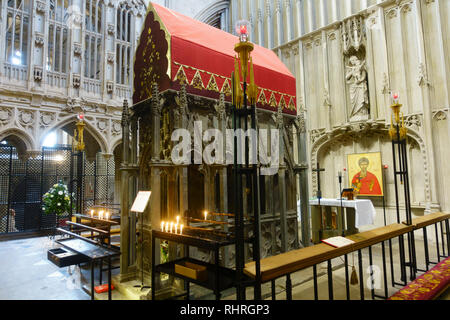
133, 2, 297, 114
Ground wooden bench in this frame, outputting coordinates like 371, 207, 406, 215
388, 257, 450, 300
244, 223, 413, 300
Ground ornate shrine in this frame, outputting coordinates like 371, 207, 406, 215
119, 3, 310, 297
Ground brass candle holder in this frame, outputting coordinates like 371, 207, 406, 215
389, 94, 407, 140
232, 22, 258, 109
73, 113, 86, 152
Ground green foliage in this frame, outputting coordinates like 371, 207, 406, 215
161, 240, 169, 263
42, 181, 74, 216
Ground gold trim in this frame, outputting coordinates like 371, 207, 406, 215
278, 95, 287, 109
269, 92, 278, 108
206, 74, 220, 92
171, 61, 296, 109
221, 79, 232, 96
258, 89, 267, 105
133, 3, 172, 99
288, 97, 296, 111
175, 65, 188, 84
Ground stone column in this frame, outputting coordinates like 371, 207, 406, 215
257, 9, 263, 46
306, 0, 315, 34
216, 93, 228, 215
275, 0, 282, 47
412, 1, 439, 212
177, 85, 189, 219
275, 106, 287, 252
284, 0, 292, 42
129, 116, 139, 265
149, 167, 161, 284
295, 0, 304, 38
295, 111, 311, 247
330, 0, 339, 22
264, 0, 273, 49
319, 0, 327, 28
119, 99, 133, 281
151, 84, 161, 160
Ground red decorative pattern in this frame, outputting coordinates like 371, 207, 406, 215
133, 3, 297, 115
388, 257, 450, 300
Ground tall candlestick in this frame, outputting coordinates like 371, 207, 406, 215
161, 221, 165, 231
180, 224, 184, 235
165, 222, 169, 233
174, 223, 178, 234
170, 222, 174, 233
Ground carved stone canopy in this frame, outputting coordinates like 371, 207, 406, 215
341, 15, 366, 56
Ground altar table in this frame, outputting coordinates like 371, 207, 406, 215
309, 198, 376, 244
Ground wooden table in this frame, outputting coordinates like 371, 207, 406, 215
73, 213, 119, 246
56, 235, 120, 300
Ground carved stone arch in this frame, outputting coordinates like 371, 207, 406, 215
309, 126, 432, 203
41, 116, 108, 159
194, 1, 229, 28
109, 137, 122, 156
0, 128, 37, 160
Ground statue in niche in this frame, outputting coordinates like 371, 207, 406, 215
346, 55, 369, 121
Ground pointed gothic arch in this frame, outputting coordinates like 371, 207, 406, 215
194, 0, 230, 30
40, 115, 108, 159
0, 128, 37, 159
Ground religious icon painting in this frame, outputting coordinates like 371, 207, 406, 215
347, 152, 384, 197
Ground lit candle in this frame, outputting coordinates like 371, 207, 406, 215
99, 210, 104, 219
161, 221, 165, 231
165, 222, 169, 233
90, 210, 94, 217
105, 212, 110, 220
174, 223, 178, 234
180, 224, 184, 235
204, 211, 208, 221
391, 92, 400, 105
176, 216, 180, 225
170, 222, 174, 233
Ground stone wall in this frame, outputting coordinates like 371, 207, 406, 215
231, 0, 450, 223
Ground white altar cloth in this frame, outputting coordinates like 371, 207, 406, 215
309, 198, 376, 227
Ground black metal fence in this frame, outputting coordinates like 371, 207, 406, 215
0, 145, 115, 236
82, 152, 115, 212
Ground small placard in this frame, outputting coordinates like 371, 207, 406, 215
130, 191, 151, 213
321, 236, 355, 248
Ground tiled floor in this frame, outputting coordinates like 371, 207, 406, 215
0, 236, 91, 300
0, 234, 448, 300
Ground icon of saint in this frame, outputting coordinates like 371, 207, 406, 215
351, 157, 382, 196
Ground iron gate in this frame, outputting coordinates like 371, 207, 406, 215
0, 144, 115, 237
82, 152, 115, 212
0, 145, 82, 235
